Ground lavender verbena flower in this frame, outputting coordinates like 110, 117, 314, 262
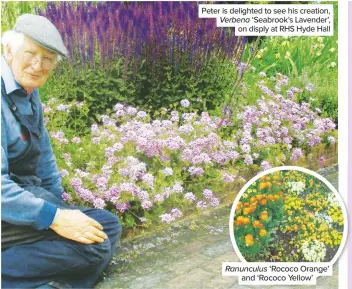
184, 192, 196, 202
105, 147, 115, 158
192, 153, 211, 165
92, 137, 101, 144
259, 71, 266, 78
291, 87, 303, 93
70, 177, 83, 189
182, 113, 197, 122
327, 136, 336, 144
173, 182, 183, 193
60, 169, 69, 177
287, 90, 294, 99
62, 153, 71, 160
93, 198, 106, 209
153, 194, 164, 202
178, 124, 194, 135
203, 189, 213, 199
142, 173, 154, 188
62, 192, 72, 202
113, 103, 124, 111
126, 106, 137, 115
196, 201, 207, 209
180, 99, 190, 108
137, 190, 149, 201
261, 161, 271, 170
115, 109, 126, 117
222, 173, 235, 183
210, 197, 220, 207
162, 167, 173, 176
160, 213, 175, 223
137, 111, 148, 118
72, 137, 81, 143
96, 176, 109, 190
141, 200, 153, 210
188, 166, 204, 176
244, 155, 253, 165
291, 148, 303, 161
241, 144, 251, 153
56, 104, 70, 112
170, 111, 179, 122
171, 208, 182, 218
116, 202, 130, 213
76, 187, 94, 202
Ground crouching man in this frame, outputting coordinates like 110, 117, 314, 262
1, 14, 122, 289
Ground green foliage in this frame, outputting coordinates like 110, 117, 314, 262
1, 2, 47, 32
42, 53, 238, 128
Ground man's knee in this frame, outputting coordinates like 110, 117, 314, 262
77, 238, 112, 266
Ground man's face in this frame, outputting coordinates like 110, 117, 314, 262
6, 36, 58, 93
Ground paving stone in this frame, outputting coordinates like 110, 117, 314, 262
166, 268, 215, 288
167, 253, 212, 274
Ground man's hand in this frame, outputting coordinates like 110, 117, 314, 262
50, 209, 108, 244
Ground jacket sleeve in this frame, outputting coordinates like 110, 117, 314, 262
34, 90, 65, 199
1, 113, 57, 230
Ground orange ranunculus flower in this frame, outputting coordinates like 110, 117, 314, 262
260, 212, 269, 221
258, 182, 267, 190
273, 195, 280, 200
244, 202, 250, 207
253, 220, 262, 227
267, 194, 274, 201
236, 201, 243, 211
236, 216, 244, 223
256, 194, 263, 201
259, 228, 267, 237
278, 191, 284, 196
259, 199, 267, 206
265, 181, 272, 188
245, 234, 254, 246
243, 207, 251, 215
249, 205, 256, 213
250, 197, 256, 203
293, 224, 299, 232
242, 217, 250, 225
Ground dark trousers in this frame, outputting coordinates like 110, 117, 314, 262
1, 186, 122, 289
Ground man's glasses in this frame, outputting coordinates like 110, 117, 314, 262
23, 51, 57, 70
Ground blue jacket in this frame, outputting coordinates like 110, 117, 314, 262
1, 56, 61, 230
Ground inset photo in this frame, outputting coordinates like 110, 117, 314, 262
230, 167, 347, 263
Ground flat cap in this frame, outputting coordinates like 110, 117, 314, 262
14, 14, 68, 57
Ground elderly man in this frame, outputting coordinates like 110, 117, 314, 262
1, 14, 122, 289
